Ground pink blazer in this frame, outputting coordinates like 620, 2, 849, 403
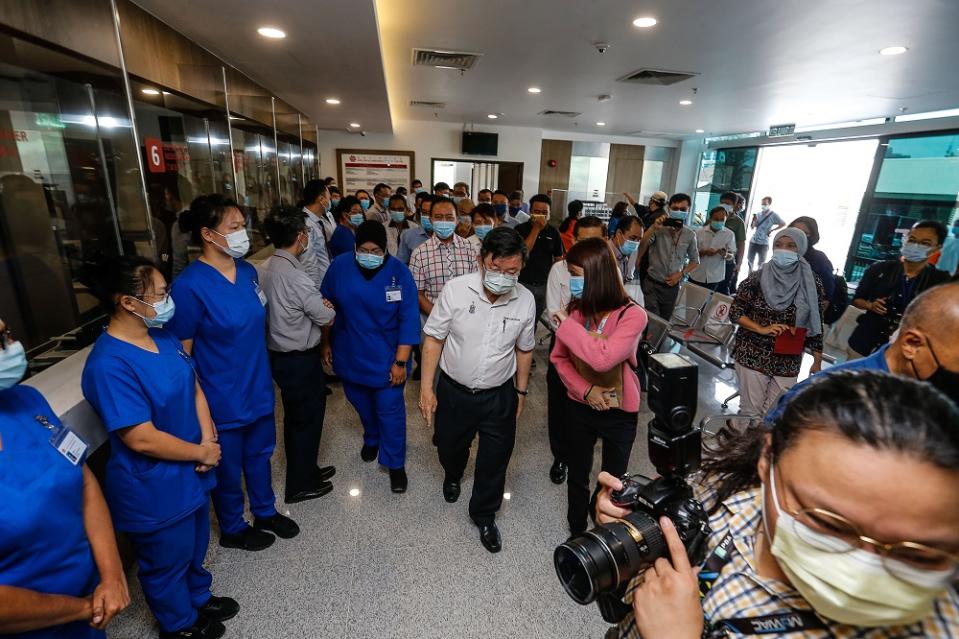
550, 304, 648, 413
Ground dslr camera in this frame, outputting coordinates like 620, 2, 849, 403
553, 353, 711, 623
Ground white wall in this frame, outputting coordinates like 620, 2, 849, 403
316, 119, 543, 196
674, 138, 706, 195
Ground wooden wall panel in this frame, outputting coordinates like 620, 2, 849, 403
0, 0, 120, 67
538, 139, 572, 197
607, 143, 646, 201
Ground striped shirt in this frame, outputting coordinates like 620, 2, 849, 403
409, 234, 478, 303
617, 485, 959, 639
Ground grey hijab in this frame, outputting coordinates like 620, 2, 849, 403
759, 228, 822, 337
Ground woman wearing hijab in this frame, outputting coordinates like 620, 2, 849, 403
320, 221, 420, 493
729, 228, 826, 416
789, 216, 836, 301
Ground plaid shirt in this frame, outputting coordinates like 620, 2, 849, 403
617, 485, 959, 639
409, 234, 477, 302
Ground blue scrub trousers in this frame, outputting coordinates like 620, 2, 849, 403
342, 381, 407, 469
127, 506, 213, 633
213, 413, 278, 535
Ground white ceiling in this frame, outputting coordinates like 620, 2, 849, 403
134, 0, 959, 140
131, 0, 393, 131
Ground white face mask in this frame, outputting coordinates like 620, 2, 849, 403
211, 228, 250, 258
764, 464, 952, 627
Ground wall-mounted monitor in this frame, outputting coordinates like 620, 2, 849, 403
462, 131, 498, 156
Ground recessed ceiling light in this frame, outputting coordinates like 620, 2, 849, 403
527, 87, 541, 94
695, 128, 705, 133
632, 16, 657, 28
596, 121, 606, 126
679, 100, 693, 106
487, 114, 499, 119
879, 45, 908, 56
349, 488, 360, 497
141, 88, 160, 95
349, 122, 361, 128
257, 27, 286, 39
325, 98, 341, 105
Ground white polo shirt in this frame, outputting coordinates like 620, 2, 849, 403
424, 271, 536, 389
691, 225, 737, 284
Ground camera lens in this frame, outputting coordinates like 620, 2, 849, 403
554, 512, 666, 605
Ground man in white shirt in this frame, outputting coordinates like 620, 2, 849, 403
299, 179, 333, 288
419, 227, 535, 554
543, 216, 606, 486
690, 206, 738, 292
365, 182, 392, 224
467, 204, 497, 254
385, 194, 419, 257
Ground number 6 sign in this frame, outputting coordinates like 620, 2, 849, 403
144, 137, 165, 173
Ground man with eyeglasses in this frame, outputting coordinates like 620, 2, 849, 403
847, 220, 951, 360
418, 228, 535, 554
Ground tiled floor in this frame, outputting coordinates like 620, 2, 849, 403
106, 336, 742, 639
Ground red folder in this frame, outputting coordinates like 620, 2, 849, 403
774, 327, 807, 355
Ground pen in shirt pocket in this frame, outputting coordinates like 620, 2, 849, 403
502, 319, 506, 333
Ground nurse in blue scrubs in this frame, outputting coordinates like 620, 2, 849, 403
166, 194, 298, 551
329, 195, 363, 258
321, 221, 420, 493
81, 256, 237, 639
0, 317, 129, 638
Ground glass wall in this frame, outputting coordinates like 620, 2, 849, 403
692, 146, 758, 225
846, 131, 959, 281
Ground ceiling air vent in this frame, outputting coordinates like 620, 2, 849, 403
412, 48, 482, 70
409, 100, 446, 108
617, 68, 699, 86
538, 110, 582, 118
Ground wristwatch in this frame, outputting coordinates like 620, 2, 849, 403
393, 360, 407, 367
515, 388, 529, 396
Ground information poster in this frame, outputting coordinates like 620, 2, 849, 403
337, 149, 414, 193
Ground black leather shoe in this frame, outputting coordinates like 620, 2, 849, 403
254, 513, 300, 539
160, 614, 225, 638
361, 444, 379, 462
442, 479, 460, 503
198, 595, 239, 622
219, 526, 274, 552
318, 465, 336, 481
549, 460, 568, 485
478, 523, 502, 553
389, 467, 408, 493
286, 481, 333, 504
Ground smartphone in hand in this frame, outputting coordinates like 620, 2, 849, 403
604, 390, 620, 409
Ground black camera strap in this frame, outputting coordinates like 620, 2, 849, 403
698, 534, 829, 636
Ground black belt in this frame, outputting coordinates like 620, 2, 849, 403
269, 343, 322, 358
441, 371, 510, 395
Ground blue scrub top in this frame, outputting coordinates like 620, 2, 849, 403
320, 254, 420, 387
0, 385, 103, 639
329, 224, 356, 258
81, 329, 212, 534
166, 258, 274, 430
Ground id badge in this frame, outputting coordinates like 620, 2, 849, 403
37, 416, 88, 466
386, 286, 402, 303
254, 282, 268, 307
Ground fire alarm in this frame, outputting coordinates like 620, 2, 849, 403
547, 159, 557, 168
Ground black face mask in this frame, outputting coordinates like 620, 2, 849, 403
911, 339, 959, 404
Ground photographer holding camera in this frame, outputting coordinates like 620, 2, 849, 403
589, 371, 959, 639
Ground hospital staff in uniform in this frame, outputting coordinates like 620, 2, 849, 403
166, 194, 299, 552
81, 256, 238, 639
0, 318, 129, 639
320, 221, 420, 493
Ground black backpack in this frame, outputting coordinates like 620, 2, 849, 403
823, 274, 849, 325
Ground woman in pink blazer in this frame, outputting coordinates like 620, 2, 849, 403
550, 238, 648, 535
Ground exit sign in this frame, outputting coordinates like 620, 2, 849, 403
768, 123, 796, 137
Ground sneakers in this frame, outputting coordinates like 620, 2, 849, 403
160, 614, 225, 639
253, 513, 300, 539
219, 525, 274, 552
360, 444, 379, 462
389, 467, 408, 493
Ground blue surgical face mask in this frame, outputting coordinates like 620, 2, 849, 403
569, 275, 585, 299
458, 215, 471, 226
390, 210, 406, 223
720, 203, 733, 213
621, 239, 639, 255
669, 209, 687, 221
415, 187, 426, 194
355, 252, 385, 270
0, 340, 28, 390
350, 213, 365, 227
452, 196, 464, 205
433, 220, 456, 239
509, 206, 521, 216
360, 199, 371, 211
475, 224, 493, 240
710, 221, 725, 232
901, 242, 932, 263
420, 216, 433, 232
772, 249, 800, 267
133, 295, 176, 328
380, 197, 390, 208
494, 203, 508, 216
331, 198, 340, 209
484, 270, 517, 295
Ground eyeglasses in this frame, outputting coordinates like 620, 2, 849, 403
773, 465, 959, 580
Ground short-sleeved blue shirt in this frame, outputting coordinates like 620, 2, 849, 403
320, 254, 420, 388
329, 224, 357, 259
81, 329, 212, 533
166, 258, 274, 429
0, 385, 103, 639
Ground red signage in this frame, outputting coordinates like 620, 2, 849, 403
145, 137, 165, 173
